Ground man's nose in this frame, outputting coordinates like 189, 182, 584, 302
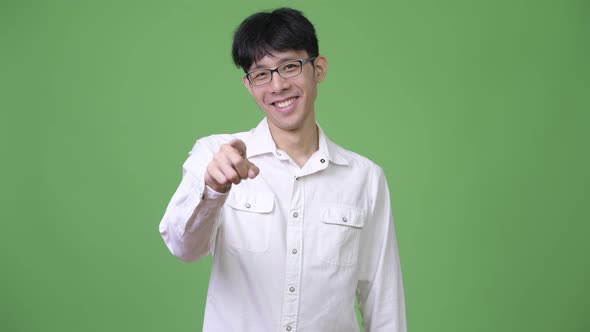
269, 71, 290, 93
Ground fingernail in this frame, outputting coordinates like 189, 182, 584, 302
249, 167, 259, 179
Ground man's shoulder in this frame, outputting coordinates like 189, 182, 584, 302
327, 139, 384, 176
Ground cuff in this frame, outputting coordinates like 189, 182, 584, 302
204, 184, 230, 199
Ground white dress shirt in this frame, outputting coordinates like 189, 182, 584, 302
159, 118, 406, 332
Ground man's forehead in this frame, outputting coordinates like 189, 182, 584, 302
249, 49, 309, 70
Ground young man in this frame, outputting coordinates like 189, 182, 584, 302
159, 7, 406, 332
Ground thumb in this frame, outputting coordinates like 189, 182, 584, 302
247, 162, 259, 179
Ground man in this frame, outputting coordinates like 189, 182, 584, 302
159, 7, 406, 332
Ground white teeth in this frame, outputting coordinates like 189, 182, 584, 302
276, 97, 295, 108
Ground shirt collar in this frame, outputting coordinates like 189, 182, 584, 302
317, 124, 350, 166
245, 118, 350, 166
243, 118, 275, 158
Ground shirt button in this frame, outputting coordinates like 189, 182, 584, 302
245, 203, 251, 209
320, 158, 325, 163
294, 175, 299, 180
286, 326, 292, 331
289, 287, 295, 292
292, 249, 298, 254
342, 217, 348, 222
277, 152, 282, 156
292, 212, 298, 218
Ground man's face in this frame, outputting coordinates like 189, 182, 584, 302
242, 49, 328, 135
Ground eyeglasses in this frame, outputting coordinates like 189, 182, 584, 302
245, 57, 316, 86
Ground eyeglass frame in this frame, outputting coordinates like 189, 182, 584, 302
244, 57, 317, 86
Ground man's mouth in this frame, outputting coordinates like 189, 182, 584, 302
272, 97, 298, 108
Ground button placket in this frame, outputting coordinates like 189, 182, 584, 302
280, 172, 304, 331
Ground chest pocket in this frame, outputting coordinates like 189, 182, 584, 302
317, 205, 366, 266
223, 190, 275, 253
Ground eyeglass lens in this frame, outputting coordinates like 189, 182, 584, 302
248, 60, 303, 86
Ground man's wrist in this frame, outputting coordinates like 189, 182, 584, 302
204, 184, 230, 199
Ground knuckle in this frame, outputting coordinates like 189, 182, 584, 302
233, 155, 245, 166
219, 144, 231, 155
229, 174, 239, 183
206, 162, 216, 173
218, 175, 229, 185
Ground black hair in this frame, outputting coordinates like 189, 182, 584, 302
232, 7, 319, 73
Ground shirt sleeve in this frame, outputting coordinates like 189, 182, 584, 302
158, 138, 229, 262
356, 165, 407, 331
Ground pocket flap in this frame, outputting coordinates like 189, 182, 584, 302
226, 190, 275, 213
321, 205, 365, 228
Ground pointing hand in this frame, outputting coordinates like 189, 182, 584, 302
204, 139, 260, 193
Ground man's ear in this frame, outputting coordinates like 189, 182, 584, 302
313, 55, 328, 83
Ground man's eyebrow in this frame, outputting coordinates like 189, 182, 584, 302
251, 57, 298, 70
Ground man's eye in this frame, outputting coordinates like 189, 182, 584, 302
282, 63, 299, 71
252, 72, 268, 79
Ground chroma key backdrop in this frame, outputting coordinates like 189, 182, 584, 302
1, 1, 588, 331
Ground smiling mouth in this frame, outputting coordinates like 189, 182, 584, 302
272, 97, 298, 108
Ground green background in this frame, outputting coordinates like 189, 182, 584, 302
1, 0, 589, 331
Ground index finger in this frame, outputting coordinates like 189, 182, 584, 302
228, 139, 247, 157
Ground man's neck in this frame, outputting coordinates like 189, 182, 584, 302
268, 120, 319, 168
